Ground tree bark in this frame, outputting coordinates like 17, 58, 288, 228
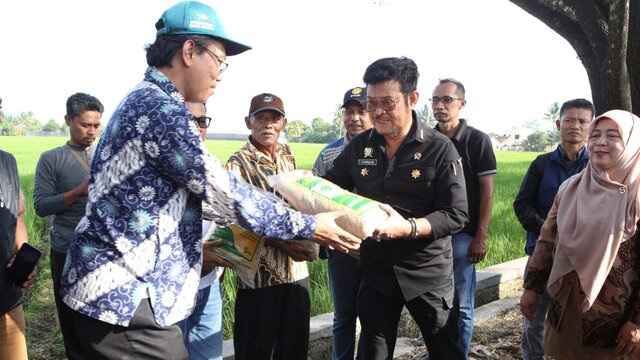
508, 0, 637, 115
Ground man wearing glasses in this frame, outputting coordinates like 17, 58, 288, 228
58, 2, 361, 359
432, 79, 497, 359
177, 101, 233, 360
323, 57, 468, 360
225, 93, 316, 359
312, 86, 372, 360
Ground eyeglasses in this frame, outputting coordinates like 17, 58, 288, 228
201, 46, 228, 73
193, 116, 212, 129
429, 96, 463, 104
364, 93, 407, 112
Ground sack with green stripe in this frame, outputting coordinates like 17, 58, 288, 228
268, 171, 388, 239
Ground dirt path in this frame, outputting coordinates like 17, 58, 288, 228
398, 305, 524, 360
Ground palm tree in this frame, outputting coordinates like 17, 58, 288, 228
543, 101, 561, 145
415, 104, 436, 127
331, 103, 346, 139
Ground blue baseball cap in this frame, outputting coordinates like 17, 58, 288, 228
155, 1, 251, 56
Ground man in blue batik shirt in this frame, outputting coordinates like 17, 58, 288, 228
59, 2, 361, 359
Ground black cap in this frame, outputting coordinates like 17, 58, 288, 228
342, 87, 366, 108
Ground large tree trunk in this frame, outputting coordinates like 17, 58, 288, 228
508, 0, 638, 116
628, 2, 640, 112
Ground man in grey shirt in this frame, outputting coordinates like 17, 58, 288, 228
33, 92, 103, 358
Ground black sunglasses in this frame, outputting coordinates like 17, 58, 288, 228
193, 116, 212, 129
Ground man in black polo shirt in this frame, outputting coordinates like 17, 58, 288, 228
432, 79, 497, 359
324, 57, 468, 360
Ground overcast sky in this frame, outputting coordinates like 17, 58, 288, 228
0, 0, 592, 136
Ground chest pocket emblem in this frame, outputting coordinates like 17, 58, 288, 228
411, 169, 421, 179
361, 168, 369, 177
364, 147, 374, 158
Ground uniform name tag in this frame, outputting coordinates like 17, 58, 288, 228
358, 159, 377, 166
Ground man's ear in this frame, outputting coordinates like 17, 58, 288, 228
64, 115, 72, 126
245, 116, 252, 129
556, 119, 561, 131
408, 90, 420, 109
182, 39, 197, 65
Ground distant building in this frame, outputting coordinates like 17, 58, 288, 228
493, 134, 524, 151
26, 131, 68, 137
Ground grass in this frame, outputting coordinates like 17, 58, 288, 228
0, 136, 538, 356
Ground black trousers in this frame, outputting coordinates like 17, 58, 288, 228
233, 278, 310, 360
50, 249, 80, 359
358, 276, 465, 360
66, 299, 187, 360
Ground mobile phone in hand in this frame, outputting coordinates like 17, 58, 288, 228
6, 243, 42, 286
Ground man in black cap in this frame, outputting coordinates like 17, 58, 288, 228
312, 86, 372, 360
58, 2, 362, 359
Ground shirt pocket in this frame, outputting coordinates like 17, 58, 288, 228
351, 161, 381, 181
398, 165, 436, 186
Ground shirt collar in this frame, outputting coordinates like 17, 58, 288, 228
144, 67, 184, 103
557, 143, 587, 163
369, 111, 427, 144
243, 138, 286, 164
434, 118, 467, 142
66, 141, 90, 151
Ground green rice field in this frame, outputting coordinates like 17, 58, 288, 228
0, 136, 538, 357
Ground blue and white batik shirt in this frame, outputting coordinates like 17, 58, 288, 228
61, 67, 316, 327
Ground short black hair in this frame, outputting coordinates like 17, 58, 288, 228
438, 78, 466, 98
559, 98, 595, 119
363, 57, 419, 94
66, 93, 104, 119
145, 34, 215, 68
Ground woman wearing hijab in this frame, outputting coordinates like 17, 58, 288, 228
520, 109, 640, 359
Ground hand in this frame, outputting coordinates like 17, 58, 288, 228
77, 177, 89, 197
615, 321, 640, 355
270, 241, 316, 262
64, 177, 90, 206
519, 289, 539, 321
468, 234, 487, 263
311, 211, 361, 253
6, 256, 37, 291
202, 239, 235, 272
371, 203, 411, 240
296, 169, 314, 177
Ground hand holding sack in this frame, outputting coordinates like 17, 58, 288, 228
268, 171, 389, 241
